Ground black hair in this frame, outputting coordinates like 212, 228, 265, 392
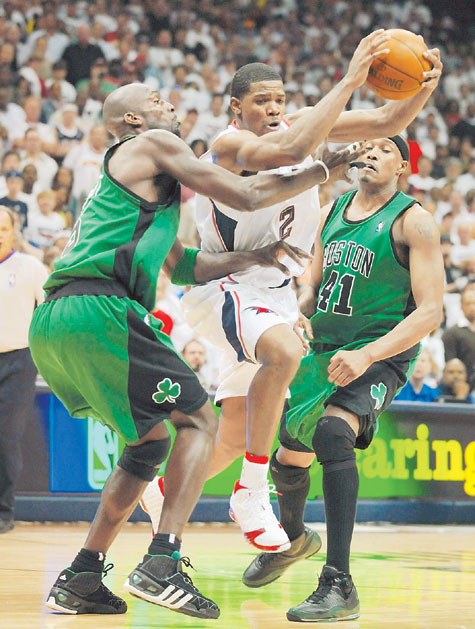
231, 63, 282, 100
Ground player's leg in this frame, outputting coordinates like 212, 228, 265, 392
0, 349, 37, 533
209, 396, 247, 477
230, 323, 303, 552
286, 404, 360, 622
242, 406, 320, 588
140, 363, 254, 532
286, 355, 409, 622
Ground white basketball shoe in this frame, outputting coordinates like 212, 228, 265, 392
229, 481, 290, 552
139, 476, 165, 535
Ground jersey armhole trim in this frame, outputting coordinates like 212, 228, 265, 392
389, 199, 419, 271
104, 138, 179, 212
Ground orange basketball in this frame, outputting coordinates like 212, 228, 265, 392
366, 29, 432, 100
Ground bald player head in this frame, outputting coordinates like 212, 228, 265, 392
103, 84, 180, 140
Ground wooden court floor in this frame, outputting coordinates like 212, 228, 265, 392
1, 521, 474, 629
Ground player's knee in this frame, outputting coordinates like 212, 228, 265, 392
117, 437, 170, 481
184, 403, 219, 438
312, 416, 356, 472
260, 334, 302, 377
270, 449, 310, 492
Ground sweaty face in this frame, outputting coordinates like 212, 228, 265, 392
233, 80, 286, 136
358, 139, 406, 186
142, 91, 180, 136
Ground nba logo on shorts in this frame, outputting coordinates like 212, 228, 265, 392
8, 273, 16, 287
375, 221, 384, 233
87, 418, 119, 490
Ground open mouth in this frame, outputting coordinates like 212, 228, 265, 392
266, 121, 280, 130
363, 163, 377, 172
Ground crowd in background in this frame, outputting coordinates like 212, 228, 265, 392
0, 0, 474, 400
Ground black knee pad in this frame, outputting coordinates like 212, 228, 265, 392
312, 416, 356, 473
117, 436, 170, 481
270, 450, 310, 492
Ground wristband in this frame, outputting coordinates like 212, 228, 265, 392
314, 160, 330, 184
170, 247, 200, 286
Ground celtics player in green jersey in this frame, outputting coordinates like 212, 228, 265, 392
242, 135, 444, 622
28, 83, 360, 620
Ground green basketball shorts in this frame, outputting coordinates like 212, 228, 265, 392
29, 293, 208, 444
282, 345, 417, 452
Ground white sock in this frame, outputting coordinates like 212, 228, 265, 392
240, 452, 269, 490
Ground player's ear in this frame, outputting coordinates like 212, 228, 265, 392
397, 160, 408, 177
230, 97, 242, 116
124, 111, 143, 127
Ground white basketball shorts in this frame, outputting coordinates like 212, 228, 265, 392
181, 278, 299, 402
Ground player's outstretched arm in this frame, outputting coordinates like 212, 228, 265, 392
328, 48, 442, 142
216, 30, 391, 172
328, 206, 444, 387
162, 238, 312, 285
141, 131, 361, 212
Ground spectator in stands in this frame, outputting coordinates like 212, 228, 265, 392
442, 283, 475, 390
0, 86, 25, 139
20, 164, 41, 212
0, 151, 21, 196
0, 170, 28, 230
10, 95, 58, 154
451, 222, 475, 268
188, 93, 229, 144
17, 54, 45, 100
407, 156, 437, 199
52, 104, 85, 163
62, 24, 104, 86
431, 144, 450, 179
456, 157, 475, 197
24, 12, 69, 65
45, 60, 77, 104
19, 128, 58, 190
182, 339, 212, 392
190, 139, 208, 159
25, 189, 66, 248
437, 358, 474, 403
0, 206, 48, 534
395, 349, 440, 403
41, 81, 66, 124
148, 29, 185, 74
406, 123, 423, 174
62, 124, 107, 214
76, 57, 117, 97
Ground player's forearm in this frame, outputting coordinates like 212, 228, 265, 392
365, 303, 442, 363
193, 250, 262, 283
328, 86, 436, 143
373, 87, 437, 136
277, 78, 356, 162
246, 161, 327, 211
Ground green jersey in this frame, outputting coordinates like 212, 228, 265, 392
44, 136, 181, 311
311, 190, 418, 352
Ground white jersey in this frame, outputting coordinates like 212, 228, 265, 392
194, 120, 321, 288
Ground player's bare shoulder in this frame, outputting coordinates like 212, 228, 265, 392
395, 203, 440, 248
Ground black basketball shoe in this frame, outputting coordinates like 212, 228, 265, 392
242, 526, 322, 588
45, 563, 127, 614
286, 564, 360, 622
124, 552, 220, 619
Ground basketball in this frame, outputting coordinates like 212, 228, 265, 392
366, 29, 432, 100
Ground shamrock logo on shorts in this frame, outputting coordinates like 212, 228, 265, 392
152, 378, 182, 404
370, 382, 387, 411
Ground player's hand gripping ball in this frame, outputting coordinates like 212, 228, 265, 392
366, 29, 432, 100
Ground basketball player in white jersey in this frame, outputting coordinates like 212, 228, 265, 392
141, 32, 442, 552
